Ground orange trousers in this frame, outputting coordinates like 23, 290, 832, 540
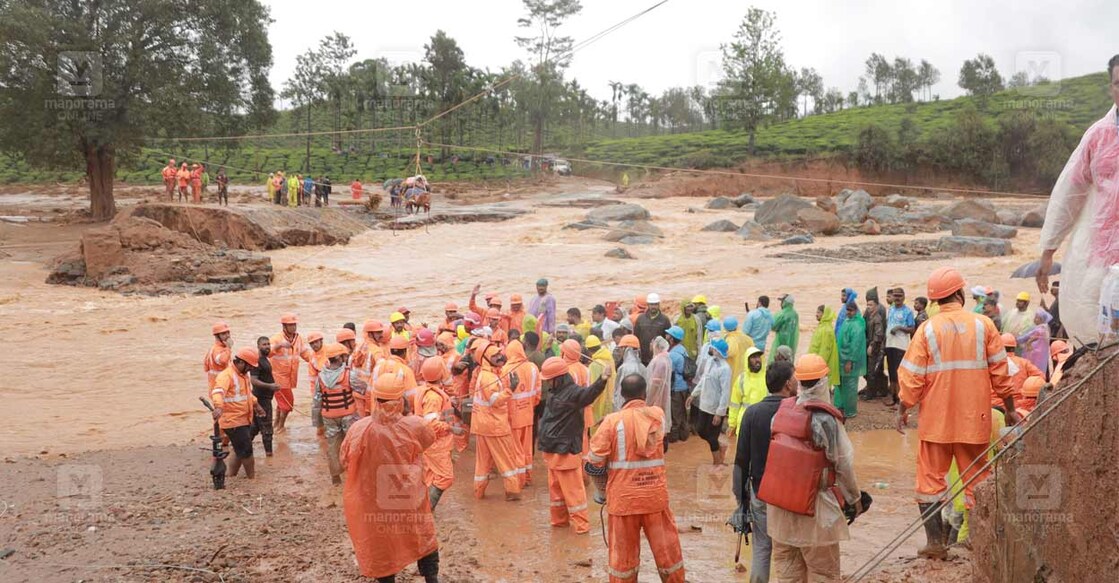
513, 425, 534, 485
606, 509, 685, 583
275, 388, 294, 412
474, 434, 523, 499
916, 440, 988, 508
423, 434, 455, 490
543, 453, 589, 533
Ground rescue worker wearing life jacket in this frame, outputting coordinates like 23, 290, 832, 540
898, 267, 1019, 561
306, 331, 327, 435
371, 336, 419, 411
502, 339, 541, 486
204, 321, 232, 390
210, 347, 267, 480
471, 341, 524, 500
538, 357, 611, 534
340, 372, 440, 582
314, 343, 359, 485
588, 373, 684, 582
1017, 376, 1046, 418
418, 357, 459, 509
269, 313, 314, 434
759, 354, 862, 582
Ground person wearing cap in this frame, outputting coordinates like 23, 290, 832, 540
732, 359, 797, 583
744, 295, 776, 354
588, 373, 684, 582
634, 293, 672, 365
664, 326, 690, 442
969, 286, 987, 314
722, 316, 754, 390
1048, 341, 1073, 387
999, 333, 1042, 411
471, 342, 524, 500
690, 294, 711, 332
560, 338, 592, 456
390, 310, 413, 340
371, 336, 419, 409
270, 313, 315, 434
538, 356, 612, 533
508, 294, 531, 335
728, 346, 768, 438
837, 301, 867, 418
313, 343, 360, 485
189, 163, 203, 204
528, 278, 557, 335
885, 289, 917, 406
1001, 292, 1035, 337
586, 334, 617, 428
687, 338, 732, 465
306, 332, 329, 434
410, 328, 438, 379
439, 303, 461, 335
249, 336, 279, 456
336, 328, 357, 356
351, 320, 387, 416
204, 321, 233, 390
175, 162, 190, 202
898, 267, 1019, 560
550, 323, 572, 357
615, 334, 647, 411
771, 295, 800, 364
761, 354, 861, 582
210, 347, 267, 480
340, 372, 441, 582
161, 159, 177, 199
418, 356, 458, 508
502, 339, 542, 486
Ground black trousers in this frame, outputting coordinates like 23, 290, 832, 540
669, 391, 689, 441
223, 425, 253, 458
695, 410, 721, 453
250, 389, 274, 454
375, 550, 438, 583
885, 347, 905, 386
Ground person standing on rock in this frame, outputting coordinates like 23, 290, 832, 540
529, 278, 557, 335
287, 173, 300, 207
204, 321, 232, 390
340, 372, 441, 583
270, 313, 315, 434
249, 336, 278, 456
634, 293, 672, 365
897, 267, 1020, 561
189, 163, 203, 204
162, 159, 177, 199
210, 347, 267, 480
215, 167, 229, 206
176, 162, 190, 202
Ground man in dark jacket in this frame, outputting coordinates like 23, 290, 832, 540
537, 356, 610, 534
862, 287, 888, 401
634, 293, 672, 364
732, 360, 796, 583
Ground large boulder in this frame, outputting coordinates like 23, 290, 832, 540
605, 247, 636, 260
754, 194, 815, 226
618, 235, 656, 245
815, 196, 838, 214
780, 234, 815, 245
940, 199, 998, 223
80, 225, 125, 280
835, 188, 863, 207
868, 206, 903, 224
796, 208, 840, 235
862, 219, 882, 235
884, 194, 915, 209
901, 210, 950, 228
733, 193, 757, 207
587, 203, 650, 222
564, 218, 608, 231
736, 221, 772, 241
603, 220, 663, 242
996, 210, 1023, 227
939, 236, 1013, 257
952, 218, 1018, 239
706, 196, 736, 210
838, 190, 874, 223
1021, 204, 1047, 228
702, 219, 740, 232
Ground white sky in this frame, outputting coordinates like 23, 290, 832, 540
263, 0, 1117, 106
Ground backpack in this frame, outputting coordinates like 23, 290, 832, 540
682, 355, 699, 382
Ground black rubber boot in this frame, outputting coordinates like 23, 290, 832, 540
418, 550, 439, 583
428, 486, 444, 510
917, 503, 948, 559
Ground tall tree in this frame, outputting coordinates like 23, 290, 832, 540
514, 0, 583, 155
0, 0, 274, 220
424, 30, 468, 157
917, 59, 940, 101
719, 8, 795, 152
282, 49, 327, 172
865, 53, 891, 103
797, 67, 823, 116
318, 32, 356, 150
890, 57, 918, 103
958, 54, 1004, 100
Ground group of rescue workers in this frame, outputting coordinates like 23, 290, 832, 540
202, 270, 1075, 583
161, 159, 229, 206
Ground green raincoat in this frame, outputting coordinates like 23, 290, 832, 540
836, 309, 867, 417
675, 310, 699, 359
771, 297, 800, 360
808, 306, 841, 387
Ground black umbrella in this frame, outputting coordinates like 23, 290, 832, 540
1011, 260, 1061, 279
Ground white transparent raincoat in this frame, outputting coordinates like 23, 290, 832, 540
1040, 106, 1119, 340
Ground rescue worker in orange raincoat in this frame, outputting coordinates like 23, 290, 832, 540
189, 163, 203, 203
508, 293, 531, 335
439, 303, 461, 334
471, 341, 524, 500
538, 357, 611, 534
502, 339, 541, 485
340, 372, 441, 582
898, 267, 1020, 560
588, 372, 684, 582
176, 162, 190, 202
162, 159, 177, 199
1000, 333, 1043, 411
759, 354, 862, 582
336, 328, 357, 356
351, 320, 387, 416
371, 335, 419, 409
269, 313, 314, 434
314, 343, 359, 485
418, 357, 459, 509
306, 331, 327, 433
204, 321, 232, 390
210, 347, 267, 479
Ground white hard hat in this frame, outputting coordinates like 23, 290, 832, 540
647, 293, 661, 304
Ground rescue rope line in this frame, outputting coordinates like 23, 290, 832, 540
150, 124, 415, 143
845, 346, 1119, 582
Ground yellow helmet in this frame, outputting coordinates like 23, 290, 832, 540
389, 311, 406, 323
692, 295, 708, 305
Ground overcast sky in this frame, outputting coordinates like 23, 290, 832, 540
264, 0, 1117, 106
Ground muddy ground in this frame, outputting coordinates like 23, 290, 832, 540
0, 175, 1051, 581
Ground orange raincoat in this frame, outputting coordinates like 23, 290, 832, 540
418, 381, 455, 490
203, 340, 231, 390
503, 341, 541, 483
210, 365, 258, 430
371, 356, 418, 409
471, 352, 523, 498
269, 332, 314, 412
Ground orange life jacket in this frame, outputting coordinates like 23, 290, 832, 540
203, 341, 231, 389
317, 367, 356, 419
757, 398, 846, 516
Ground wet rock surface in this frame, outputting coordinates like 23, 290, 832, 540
586, 203, 650, 222
754, 194, 815, 225
951, 218, 1018, 239
938, 235, 1013, 257
701, 219, 740, 232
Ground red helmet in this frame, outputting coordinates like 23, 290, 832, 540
416, 328, 436, 348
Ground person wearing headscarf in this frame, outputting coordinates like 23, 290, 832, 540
1016, 309, 1053, 376
722, 316, 754, 389
695, 319, 723, 383
586, 335, 617, 429
808, 306, 841, 390
646, 337, 674, 447
615, 335, 647, 411
770, 294, 800, 362
837, 301, 867, 418
835, 288, 857, 336
688, 338, 732, 465
862, 288, 888, 401
703, 305, 723, 347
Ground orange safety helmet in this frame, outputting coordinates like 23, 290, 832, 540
1050, 340, 1071, 360
336, 329, 356, 343
235, 346, 260, 368
372, 372, 406, 400
794, 353, 830, 381
211, 321, 230, 335
510, 293, 523, 305
444, 302, 459, 311
472, 339, 491, 363
416, 328, 436, 348
388, 335, 410, 350
634, 295, 648, 310
541, 357, 569, 380
618, 335, 640, 349
486, 307, 502, 319
307, 331, 324, 344
323, 343, 349, 359
280, 313, 298, 325
927, 267, 966, 301
490, 297, 504, 307
1000, 333, 1017, 348
1022, 376, 1045, 398
363, 319, 385, 334
437, 331, 456, 347
397, 306, 411, 315
561, 338, 583, 361
420, 357, 448, 383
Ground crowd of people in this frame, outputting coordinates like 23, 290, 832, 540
200, 269, 1078, 582
161, 159, 229, 205
264, 170, 334, 207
